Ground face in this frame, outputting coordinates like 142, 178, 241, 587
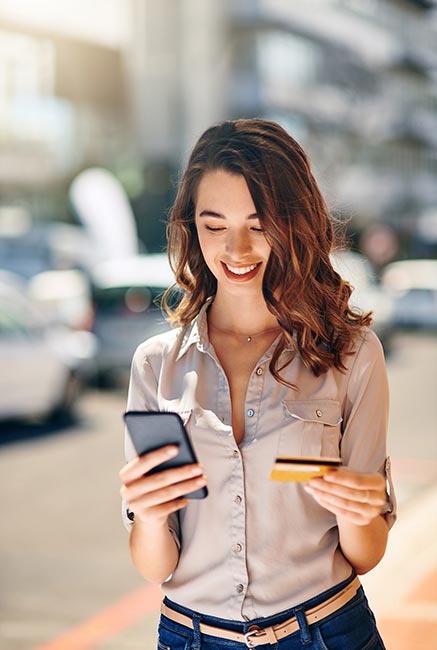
194, 169, 271, 297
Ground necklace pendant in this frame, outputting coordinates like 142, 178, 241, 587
247, 336, 252, 342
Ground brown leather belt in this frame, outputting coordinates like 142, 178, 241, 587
161, 576, 361, 648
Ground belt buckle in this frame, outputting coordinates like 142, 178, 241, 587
244, 625, 263, 648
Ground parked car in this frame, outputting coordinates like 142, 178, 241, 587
0, 271, 96, 422
89, 254, 177, 385
28, 268, 94, 331
381, 259, 437, 331
331, 250, 395, 351
0, 220, 94, 281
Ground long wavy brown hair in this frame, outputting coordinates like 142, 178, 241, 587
163, 118, 372, 387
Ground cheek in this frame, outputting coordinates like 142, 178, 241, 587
258, 239, 272, 263
196, 231, 217, 268
263, 240, 272, 257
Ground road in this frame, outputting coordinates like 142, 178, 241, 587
0, 333, 436, 650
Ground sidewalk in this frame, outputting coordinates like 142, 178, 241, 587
361, 481, 437, 650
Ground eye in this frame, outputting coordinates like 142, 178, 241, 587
250, 226, 265, 233
205, 225, 225, 232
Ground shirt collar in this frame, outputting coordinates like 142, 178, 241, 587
176, 296, 293, 362
176, 298, 213, 361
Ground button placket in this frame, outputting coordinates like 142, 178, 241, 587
243, 365, 263, 447
216, 361, 232, 436
229, 444, 248, 608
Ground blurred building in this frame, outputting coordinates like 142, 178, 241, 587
0, 0, 133, 217
128, 0, 437, 247
1, 0, 436, 252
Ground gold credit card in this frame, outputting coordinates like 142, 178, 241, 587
269, 456, 342, 482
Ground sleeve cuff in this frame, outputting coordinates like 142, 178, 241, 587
380, 456, 397, 529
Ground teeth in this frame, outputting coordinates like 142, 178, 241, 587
225, 263, 258, 275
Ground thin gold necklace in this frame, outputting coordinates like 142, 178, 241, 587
208, 321, 282, 343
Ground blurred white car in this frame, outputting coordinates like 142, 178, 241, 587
381, 259, 437, 330
89, 254, 177, 384
0, 220, 94, 280
0, 271, 96, 422
331, 250, 395, 350
28, 268, 94, 331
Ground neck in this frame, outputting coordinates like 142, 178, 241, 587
207, 291, 278, 335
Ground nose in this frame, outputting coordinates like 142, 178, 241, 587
225, 229, 252, 258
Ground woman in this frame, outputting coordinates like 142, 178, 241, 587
119, 119, 396, 649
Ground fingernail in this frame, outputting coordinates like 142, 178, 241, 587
196, 475, 207, 485
304, 485, 314, 492
167, 446, 179, 456
191, 466, 203, 476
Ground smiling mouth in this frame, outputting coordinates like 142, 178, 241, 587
221, 261, 262, 280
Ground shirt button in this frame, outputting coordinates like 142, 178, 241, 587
236, 584, 244, 593
234, 495, 242, 504
247, 409, 255, 418
233, 449, 239, 458
256, 367, 263, 376
233, 543, 243, 553
316, 409, 323, 417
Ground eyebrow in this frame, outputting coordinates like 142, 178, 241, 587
198, 210, 259, 220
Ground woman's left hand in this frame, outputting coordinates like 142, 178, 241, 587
304, 468, 387, 526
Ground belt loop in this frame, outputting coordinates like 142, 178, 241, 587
191, 613, 202, 650
294, 606, 312, 644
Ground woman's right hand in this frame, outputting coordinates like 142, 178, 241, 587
119, 445, 207, 528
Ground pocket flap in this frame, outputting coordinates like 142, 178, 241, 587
283, 400, 342, 427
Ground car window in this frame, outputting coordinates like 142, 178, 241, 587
404, 288, 436, 300
0, 308, 31, 337
0, 237, 52, 279
93, 285, 176, 316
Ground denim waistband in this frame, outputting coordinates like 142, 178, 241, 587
162, 571, 359, 633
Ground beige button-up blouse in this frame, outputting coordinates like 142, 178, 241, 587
122, 301, 396, 620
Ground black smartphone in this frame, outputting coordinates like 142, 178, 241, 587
123, 410, 208, 499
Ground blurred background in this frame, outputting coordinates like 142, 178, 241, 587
0, 1, 436, 649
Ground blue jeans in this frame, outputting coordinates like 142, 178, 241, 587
157, 574, 386, 650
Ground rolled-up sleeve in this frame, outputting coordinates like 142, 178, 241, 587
340, 329, 397, 528
121, 344, 182, 545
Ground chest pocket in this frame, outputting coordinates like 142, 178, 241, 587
278, 399, 343, 458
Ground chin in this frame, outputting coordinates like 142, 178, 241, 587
221, 280, 264, 297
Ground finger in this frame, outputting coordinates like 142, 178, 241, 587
134, 497, 189, 523
307, 479, 386, 506
128, 474, 207, 510
322, 469, 385, 491
119, 445, 180, 484
121, 463, 204, 502
305, 485, 382, 518
310, 495, 376, 526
